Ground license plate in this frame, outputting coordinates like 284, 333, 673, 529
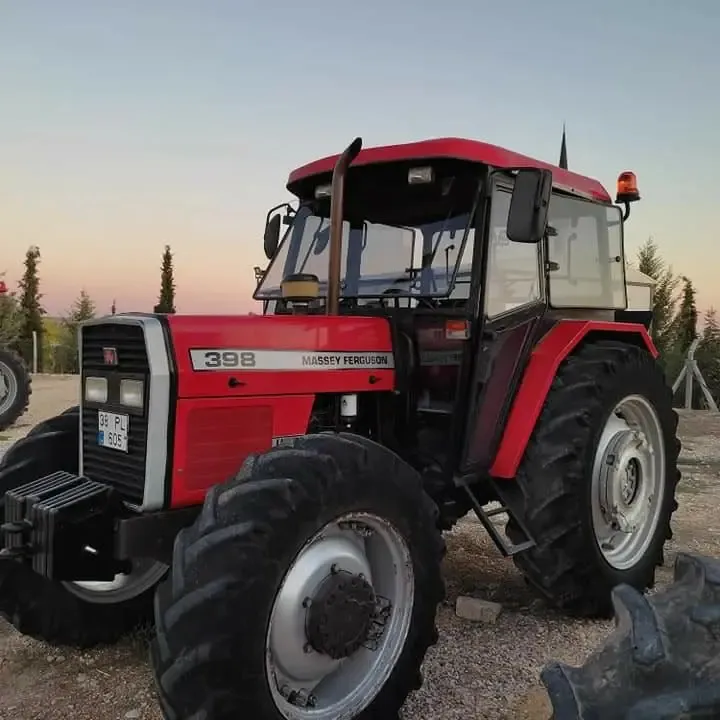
97, 411, 129, 453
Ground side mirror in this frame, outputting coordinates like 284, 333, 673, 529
506, 168, 553, 244
263, 214, 282, 259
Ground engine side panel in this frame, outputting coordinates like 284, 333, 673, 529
490, 320, 657, 479
171, 394, 314, 507
166, 314, 395, 397
165, 314, 395, 507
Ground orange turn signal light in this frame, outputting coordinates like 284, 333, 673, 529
445, 319, 469, 340
616, 171, 640, 204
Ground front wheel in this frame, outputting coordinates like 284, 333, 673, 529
0, 407, 166, 647
151, 433, 445, 720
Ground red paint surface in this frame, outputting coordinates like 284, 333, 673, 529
287, 137, 611, 203
166, 314, 395, 398
170, 395, 314, 507
490, 320, 657, 479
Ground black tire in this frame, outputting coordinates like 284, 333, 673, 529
151, 432, 445, 720
542, 552, 720, 719
506, 340, 681, 617
0, 407, 159, 647
0, 347, 31, 431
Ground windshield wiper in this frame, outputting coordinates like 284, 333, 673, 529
388, 266, 423, 286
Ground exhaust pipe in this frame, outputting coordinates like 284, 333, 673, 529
327, 137, 362, 315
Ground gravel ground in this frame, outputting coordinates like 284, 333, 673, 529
1, 377, 719, 720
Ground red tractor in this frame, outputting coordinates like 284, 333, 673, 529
0, 137, 680, 719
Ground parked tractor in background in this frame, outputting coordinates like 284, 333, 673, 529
0, 279, 31, 431
0, 136, 680, 720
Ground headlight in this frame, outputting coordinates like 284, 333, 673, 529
120, 379, 144, 408
85, 377, 108, 403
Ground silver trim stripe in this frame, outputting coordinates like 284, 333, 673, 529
189, 349, 395, 372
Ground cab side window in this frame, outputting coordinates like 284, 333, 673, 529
547, 194, 626, 309
484, 188, 542, 318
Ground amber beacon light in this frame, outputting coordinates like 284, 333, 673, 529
615, 171, 640, 204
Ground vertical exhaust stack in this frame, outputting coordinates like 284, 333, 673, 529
327, 137, 362, 315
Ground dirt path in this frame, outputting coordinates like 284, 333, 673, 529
0, 380, 718, 720
0, 375, 77, 448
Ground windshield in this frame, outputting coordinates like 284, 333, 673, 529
254, 205, 474, 300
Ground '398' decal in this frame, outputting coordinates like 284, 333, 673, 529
190, 350, 257, 370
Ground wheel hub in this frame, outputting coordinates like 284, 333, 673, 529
0, 361, 13, 408
591, 396, 666, 571
306, 569, 376, 659
266, 512, 415, 720
621, 457, 641, 505
598, 428, 647, 527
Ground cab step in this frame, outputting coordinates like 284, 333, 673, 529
456, 476, 536, 557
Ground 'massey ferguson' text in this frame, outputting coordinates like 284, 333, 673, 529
301, 353, 391, 368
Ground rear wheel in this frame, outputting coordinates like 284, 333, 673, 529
0, 347, 31, 431
0, 407, 166, 646
506, 340, 681, 617
151, 433, 445, 720
542, 553, 720, 719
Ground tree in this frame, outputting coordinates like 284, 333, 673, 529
154, 245, 176, 314
59, 290, 97, 373
636, 236, 664, 279
0, 272, 22, 347
696, 307, 720, 407
16, 246, 45, 369
636, 237, 680, 360
672, 276, 698, 355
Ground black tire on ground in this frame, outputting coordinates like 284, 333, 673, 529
506, 340, 681, 618
0, 347, 31, 431
0, 406, 160, 647
542, 552, 720, 719
151, 432, 446, 720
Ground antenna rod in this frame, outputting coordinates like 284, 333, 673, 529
559, 124, 568, 170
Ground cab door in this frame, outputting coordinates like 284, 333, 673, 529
459, 177, 550, 473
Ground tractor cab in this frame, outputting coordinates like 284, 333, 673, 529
256, 139, 638, 321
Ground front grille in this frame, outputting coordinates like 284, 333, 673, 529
81, 323, 150, 506
81, 323, 150, 374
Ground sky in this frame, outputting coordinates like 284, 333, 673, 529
1, 0, 719, 316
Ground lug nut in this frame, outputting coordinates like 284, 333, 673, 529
302, 597, 312, 609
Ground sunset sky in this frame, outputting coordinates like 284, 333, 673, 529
2, 1, 718, 316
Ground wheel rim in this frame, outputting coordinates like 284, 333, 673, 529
591, 394, 666, 571
64, 559, 168, 604
0, 360, 18, 415
266, 512, 414, 719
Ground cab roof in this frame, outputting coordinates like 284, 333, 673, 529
287, 137, 612, 204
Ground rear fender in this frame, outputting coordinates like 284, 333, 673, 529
489, 320, 657, 479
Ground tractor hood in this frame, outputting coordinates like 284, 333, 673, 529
165, 313, 396, 399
